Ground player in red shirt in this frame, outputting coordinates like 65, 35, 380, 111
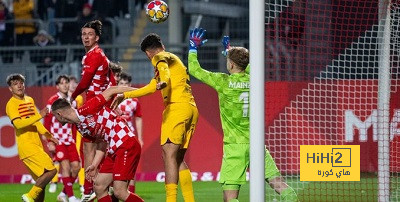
51, 86, 143, 202
70, 20, 116, 201
114, 72, 143, 194
44, 75, 80, 202
115, 72, 143, 147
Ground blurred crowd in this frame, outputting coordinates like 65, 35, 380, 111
0, 0, 146, 46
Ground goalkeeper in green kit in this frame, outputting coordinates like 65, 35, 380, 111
188, 28, 298, 202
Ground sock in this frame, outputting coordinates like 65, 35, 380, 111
27, 185, 42, 200
281, 186, 298, 202
125, 192, 144, 202
83, 179, 93, 194
51, 162, 60, 183
165, 183, 178, 202
62, 177, 73, 197
179, 169, 195, 202
70, 176, 77, 187
78, 168, 85, 186
98, 195, 112, 202
128, 185, 135, 193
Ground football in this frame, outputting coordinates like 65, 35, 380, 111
146, 0, 169, 23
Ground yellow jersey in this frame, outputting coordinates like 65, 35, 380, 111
124, 51, 196, 106
75, 95, 84, 107
6, 96, 50, 159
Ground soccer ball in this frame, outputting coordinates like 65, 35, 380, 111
146, 0, 169, 23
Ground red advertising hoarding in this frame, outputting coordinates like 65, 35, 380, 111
1, 81, 399, 183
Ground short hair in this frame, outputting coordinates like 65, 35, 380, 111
119, 72, 132, 83
227, 47, 249, 70
140, 33, 163, 52
109, 61, 123, 74
82, 20, 102, 36
51, 98, 71, 112
69, 76, 78, 82
56, 75, 70, 85
6, 73, 25, 86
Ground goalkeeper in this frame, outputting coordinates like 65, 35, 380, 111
188, 28, 298, 202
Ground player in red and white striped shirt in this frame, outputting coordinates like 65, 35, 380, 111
44, 75, 80, 202
70, 20, 116, 200
51, 86, 143, 202
114, 72, 143, 194
116, 72, 143, 147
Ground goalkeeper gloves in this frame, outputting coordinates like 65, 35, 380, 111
221, 36, 230, 57
189, 28, 208, 52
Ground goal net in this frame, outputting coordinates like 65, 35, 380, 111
265, 0, 400, 201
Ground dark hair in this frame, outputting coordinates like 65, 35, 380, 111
56, 75, 70, 85
140, 33, 163, 52
228, 47, 249, 70
119, 72, 132, 83
69, 76, 78, 82
51, 98, 71, 112
6, 73, 25, 86
82, 20, 102, 36
109, 61, 123, 74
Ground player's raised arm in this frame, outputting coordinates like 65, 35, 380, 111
101, 86, 137, 101
123, 78, 157, 98
111, 79, 157, 109
188, 27, 226, 90
70, 56, 100, 100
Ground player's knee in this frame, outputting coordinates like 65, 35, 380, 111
93, 181, 107, 194
112, 188, 127, 200
71, 162, 80, 174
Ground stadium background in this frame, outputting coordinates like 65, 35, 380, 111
1, 0, 400, 201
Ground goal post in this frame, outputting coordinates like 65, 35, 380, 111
377, 0, 391, 201
249, 0, 265, 201
264, 0, 400, 201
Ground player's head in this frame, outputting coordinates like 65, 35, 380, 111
51, 98, 78, 125
117, 72, 132, 87
56, 75, 70, 95
81, 20, 102, 50
109, 61, 123, 81
68, 76, 79, 93
140, 33, 165, 60
6, 73, 25, 98
226, 47, 249, 74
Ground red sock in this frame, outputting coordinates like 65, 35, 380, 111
98, 195, 112, 202
125, 193, 144, 202
83, 179, 93, 194
70, 176, 77, 184
128, 185, 135, 193
62, 177, 73, 197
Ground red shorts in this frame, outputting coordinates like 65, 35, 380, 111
55, 143, 80, 163
99, 137, 141, 181
81, 135, 96, 143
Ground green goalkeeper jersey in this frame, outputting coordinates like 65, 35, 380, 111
188, 52, 250, 144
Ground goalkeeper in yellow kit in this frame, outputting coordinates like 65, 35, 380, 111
112, 33, 198, 202
5, 74, 58, 202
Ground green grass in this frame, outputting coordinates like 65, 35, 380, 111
0, 176, 396, 201
0, 181, 249, 202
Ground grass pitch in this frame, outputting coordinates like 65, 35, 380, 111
0, 181, 249, 202
0, 176, 389, 201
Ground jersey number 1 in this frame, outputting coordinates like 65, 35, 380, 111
239, 92, 249, 117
